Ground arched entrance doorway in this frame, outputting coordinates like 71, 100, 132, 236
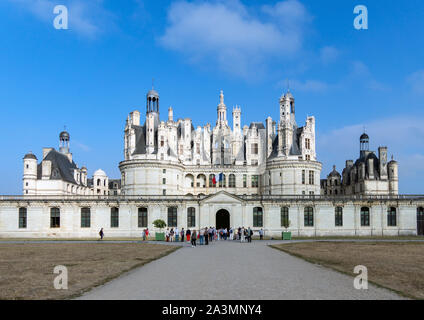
216, 209, 230, 230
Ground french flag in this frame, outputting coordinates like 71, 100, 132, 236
213, 173, 223, 185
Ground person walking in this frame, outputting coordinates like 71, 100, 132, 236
99, 228, 104, 240
145, 228, 149, 240
259, 228, 264, 241
186, 228, 191, 243
209, 227, 213, 242
181, 228, 185, 242
204, 227, 209, 245
229, 227, 233, 241
170, 228, 175, 242
191, 229, 197, 247
199, 228, 205, 245
240, 227, 245, 243
248, 227, 252, 243
175, 227, 179, 242
166, 228, 170, 242
223, 228, 227, 240
142, 229, 146, 241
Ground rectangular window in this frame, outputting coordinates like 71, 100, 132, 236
302, 170, 305, 185
335, 207, 343, 227
305, 138, 311, 150
361, 207, 370, 227
387, 207, 397, 227
304, 207, 314, 227
187, 207, 195, 228
309, 171, 314, 185
168, 207, 177, 227
163, 189, 166, 195
251, 175, 259, 188
111, 207, 119, 228
243, 175, 247, 188
229, 174, 236, 188
196, 143, 200, 154
306, 155, 311, 161
138, 207, 148, 228
281, 207, 289, 228
19, 207, 27, 229
50, 208, 60, 228
253, 207, 263, 227
252, 143, 259, 155
81, 207, 91, 228
163, 178, 166, 184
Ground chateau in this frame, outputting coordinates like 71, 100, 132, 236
0, 88, 423, 238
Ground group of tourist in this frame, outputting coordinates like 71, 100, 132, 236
98, 226, 265, 244
164, 227, 264, 247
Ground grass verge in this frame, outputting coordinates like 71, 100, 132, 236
0, 243, 179, 300
271, 241, 424, 299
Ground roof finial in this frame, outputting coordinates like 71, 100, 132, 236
220, 90, 224, 105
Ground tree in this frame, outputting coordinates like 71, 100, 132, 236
153, 219, 166, 231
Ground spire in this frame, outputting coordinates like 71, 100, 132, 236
217, 90, 227, 126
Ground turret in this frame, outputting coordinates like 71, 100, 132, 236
378, 146, 388, 179
217, 90, 228, 127
93, 169, 109, 195
168, 106, 173, 122
388, 156, 399, 195
59, 130, 70, 154
232, 105, 241, 134
23, 152, 37, 195
279, 90, 295, 123
360, 133, 369, 158
278, 90, 295, 157
146, 88, 160, 154
266, 117, 273, 158
81, 166, 88, 186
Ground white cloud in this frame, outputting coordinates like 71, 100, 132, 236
318, 116, 424, 194
407, 70, 424, 95
320, 46, 339, 64
8, 0, 114, 38
279, 60, 391, 94
349, 61, 390, 91
73, 140, 91, 152
159, 0, 310, 79
287, 79, 331, 93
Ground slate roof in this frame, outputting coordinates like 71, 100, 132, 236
37, 149, 78, 184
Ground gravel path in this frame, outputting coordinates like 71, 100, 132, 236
78, 240, 403, 300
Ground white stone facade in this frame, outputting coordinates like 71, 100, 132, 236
0, 192, 423, 238
2, 87, 419, 239
120, 89, 321, 196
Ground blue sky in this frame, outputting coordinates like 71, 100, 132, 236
1, 0, 423, 194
